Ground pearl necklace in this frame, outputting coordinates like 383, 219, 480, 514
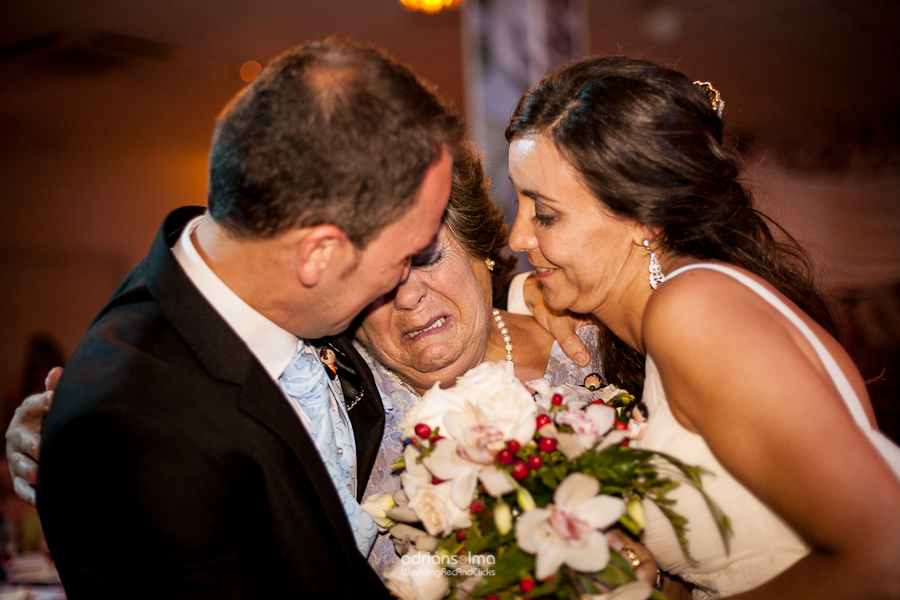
493, 309, 514, 365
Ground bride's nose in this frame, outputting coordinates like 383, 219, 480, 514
393, 270, 428, 310
509, 209, 536, 254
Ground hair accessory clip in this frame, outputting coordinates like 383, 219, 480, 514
693, 81, 724, 118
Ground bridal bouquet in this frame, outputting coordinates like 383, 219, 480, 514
366, 362, 730, 600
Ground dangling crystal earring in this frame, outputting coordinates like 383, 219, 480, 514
484, 258, 495, 271
643, 239, 665, 290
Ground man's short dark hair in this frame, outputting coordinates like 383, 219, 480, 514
207, 39, 463, 247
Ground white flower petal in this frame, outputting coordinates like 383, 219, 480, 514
384, 551, 451, 600
405, 445, 431, 478
564, 530, 610, 573
535, 535, 568, 581
577, 495, 626, 530
360, 492, 396, 530
555, 432, 589, 460
386, 504, 420, 523
449, 468, 479, 509
479, 467, 515, 498
443, 409, 477, 441
595, 429, 629, 451
514, 508, 551, 553
422, 439, 466, 480
585, 403, 616, 433
554, 472, 600, 508
595, 581, 654, 600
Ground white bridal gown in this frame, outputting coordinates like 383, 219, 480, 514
632, 263, 900, 599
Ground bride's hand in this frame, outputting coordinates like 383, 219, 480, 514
523, 275, 593, 367
605, 528, 659, 586
5, 366, 60, 506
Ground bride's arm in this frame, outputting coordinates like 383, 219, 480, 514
644, 271, 900, 600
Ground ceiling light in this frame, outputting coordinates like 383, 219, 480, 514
399, 0, 464, 14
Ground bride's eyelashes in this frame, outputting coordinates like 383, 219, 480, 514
533, 213, 557, 227
533, 205, 559, 227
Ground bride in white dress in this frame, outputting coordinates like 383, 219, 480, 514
506, 56, 900, 599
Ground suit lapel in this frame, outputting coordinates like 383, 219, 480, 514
235, 365, 365, 562
322, 336, 385, 501
143, 208, 365, 561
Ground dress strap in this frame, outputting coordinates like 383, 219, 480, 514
666, 264, 870, 430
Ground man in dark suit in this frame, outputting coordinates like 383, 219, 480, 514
27, 40, 461, 598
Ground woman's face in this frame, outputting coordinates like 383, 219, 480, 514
507, 133, 645, 316
356, 226, 494, 392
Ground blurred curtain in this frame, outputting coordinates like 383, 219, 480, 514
461, 0, 588, 270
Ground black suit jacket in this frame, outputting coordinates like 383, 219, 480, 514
38, 207, 392, 599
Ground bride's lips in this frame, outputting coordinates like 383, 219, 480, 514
533, 267, 555, 279
402, 315, 451, 342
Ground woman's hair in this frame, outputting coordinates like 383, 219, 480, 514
444, 142, 518, 302
506, 56, 838, 393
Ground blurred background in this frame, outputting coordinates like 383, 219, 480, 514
1, 0, 899, 451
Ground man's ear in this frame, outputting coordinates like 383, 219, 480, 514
296, 225, 350, 287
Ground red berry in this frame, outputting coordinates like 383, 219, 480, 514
497, 449, 513, 466
415, 423, 432, 439
536, 414, 552, 429
456, 529, 467, 541
431, 476, 443, 485
543, 575, 554, 583
469, 500, 484, 513
411, 438, 420, 446
520, 577, 535, 592
527, 455, 543, 470
507, 440, 521, 454
538, 437, 557, 453
616, 421, 628, 430
551, 393, 563, 406
486, 596, 500, 600
512, 460, 528, 481
620, 438, 631, 447
592, 399, 605, 404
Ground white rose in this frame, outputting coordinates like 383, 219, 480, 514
399, 384, 471, 440
383, 551, 450, 600
407, 480, 472, 538
453, 362, 537, 443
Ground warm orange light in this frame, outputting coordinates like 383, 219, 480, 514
240, 60, 262, 82
399, 0, 464, 14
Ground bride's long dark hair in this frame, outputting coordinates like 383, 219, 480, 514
506, 56, 839, 394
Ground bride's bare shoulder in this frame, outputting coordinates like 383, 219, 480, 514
643, 264, 776, 346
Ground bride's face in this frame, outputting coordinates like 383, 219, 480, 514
355, 226, 494, 393
508, 133, 644, 316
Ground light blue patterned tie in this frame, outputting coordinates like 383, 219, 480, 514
279, 343, 378, 555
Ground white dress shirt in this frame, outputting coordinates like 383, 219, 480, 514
171, 215, 346, 434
